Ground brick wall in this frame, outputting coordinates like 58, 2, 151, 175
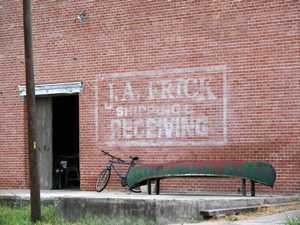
0, 0, 299, 193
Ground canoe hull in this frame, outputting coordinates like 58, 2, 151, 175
127, 160, 276, 189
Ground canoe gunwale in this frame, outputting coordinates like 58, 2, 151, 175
129, 173, 274, 189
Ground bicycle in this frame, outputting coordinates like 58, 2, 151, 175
96, 150, 140, 193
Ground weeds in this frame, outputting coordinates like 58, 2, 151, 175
0, 205, 154, 225
284, 216, 300, 225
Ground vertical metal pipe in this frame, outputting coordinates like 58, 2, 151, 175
241, 178, 246, 196
155, 179, 160, 195
147, 179, 152, 195
23, 0, 41, 222
251, 181, 256, 197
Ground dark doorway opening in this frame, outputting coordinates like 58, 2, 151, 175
52, 95, 80, 189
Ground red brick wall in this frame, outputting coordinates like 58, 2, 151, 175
0, 1, 299, 193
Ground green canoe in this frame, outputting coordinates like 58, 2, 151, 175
127, 160, 276, 189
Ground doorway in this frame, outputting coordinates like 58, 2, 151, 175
36, 95, 80, 190
52, 95, 80, 189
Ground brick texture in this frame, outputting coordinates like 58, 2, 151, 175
0, 0, 299, 193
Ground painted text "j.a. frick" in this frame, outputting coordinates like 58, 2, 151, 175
108, 77, 217, 102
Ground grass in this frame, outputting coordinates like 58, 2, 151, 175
284, 216, 300, 225
225, 215, 239, 221
0, 205, 155, 225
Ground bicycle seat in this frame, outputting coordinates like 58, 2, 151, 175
130, 156, 139, 160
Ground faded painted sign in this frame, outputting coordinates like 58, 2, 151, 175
97, 66, 227, 146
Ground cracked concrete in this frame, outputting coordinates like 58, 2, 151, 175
0, 189, 299, 225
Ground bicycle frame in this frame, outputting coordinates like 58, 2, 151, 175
103, 151, 138, 186
96, 151, 140, 192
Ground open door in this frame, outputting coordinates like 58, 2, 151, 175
36, 97, 53, 189
36, 95, 80, 190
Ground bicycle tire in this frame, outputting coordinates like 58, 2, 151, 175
96, 169, 111, 192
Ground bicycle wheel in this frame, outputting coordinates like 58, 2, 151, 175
96, 168, 111, 192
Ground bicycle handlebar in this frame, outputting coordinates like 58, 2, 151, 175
102, 150, 139, 163
130, 156, 139, 161
102, 150, 115, 158
102, 150, 124, 162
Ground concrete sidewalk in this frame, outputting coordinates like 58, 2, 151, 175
1, 189, 298, 203
0, 189, 299, 225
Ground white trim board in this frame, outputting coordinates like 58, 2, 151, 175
18, 81, 83, 96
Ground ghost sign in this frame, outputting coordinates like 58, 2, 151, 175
97, 65, 227, 146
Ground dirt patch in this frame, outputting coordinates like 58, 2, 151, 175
206, 201, 300, 223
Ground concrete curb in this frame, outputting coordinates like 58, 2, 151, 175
0, 190, 299, 225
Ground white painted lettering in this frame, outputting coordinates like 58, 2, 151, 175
122, 119, 132, 139
176, 79, 187, 98
162, 117, 176, 138
108, 82, 118, 102
133, 119, 145, 139
122, 82, 135, 101
110, 119, 122, 140
110, 116, 209, 140
146, 118, 159, 138
116, 107, 126, 117
204, 78, 217, 101
102, 66, 226, 146
160, 80, 174, 99
148, 81, 159, 100
188, 78, 203, 99
181, 117, 196, 137
195, 117, 208, 135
